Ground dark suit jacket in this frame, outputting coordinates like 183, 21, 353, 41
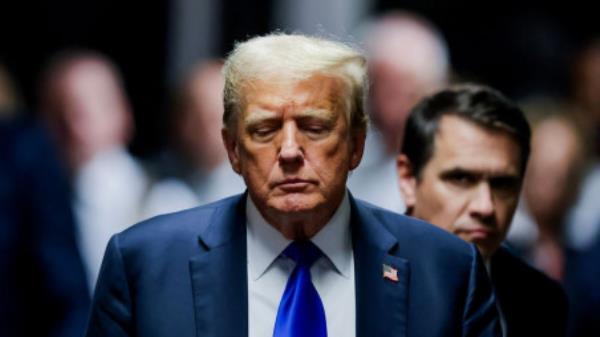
86, 193, 500, 337
490, 246, 568, 337
564, 236, 600, 337
0, 118, 90, 337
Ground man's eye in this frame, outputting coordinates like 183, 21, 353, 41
306, 125, 325, 134
490, 177, 521, 194
255, 128, 273, 136
251, 127, 277, 140
302, 123, 331, 138
444, 173, 477, 187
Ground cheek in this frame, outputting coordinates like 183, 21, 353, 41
239, 144, 277, 182
496, 198, 519, 232
415, 182, 464, 232
306, 138, 351, 182
417, 179, 446, 209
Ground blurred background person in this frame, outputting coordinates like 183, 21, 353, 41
347, 11, 450, 213
0, 64, 21, 118
502, 38, 600, 336
141, 60, 244, 218
39, 51, 150, 290
523, 115, 586, 281
1, 64, 90, 337
571, 38, 600, 158
564, 38, 600, 252
506, 101, 587, 274
562, 36, 600, 337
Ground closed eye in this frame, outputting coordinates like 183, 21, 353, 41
298, 117, 333, 139
255, 126, 275, 136
248, 121, 280, 141
305, 124, 327, 134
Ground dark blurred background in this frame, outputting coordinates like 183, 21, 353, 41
1, 0, 597, 157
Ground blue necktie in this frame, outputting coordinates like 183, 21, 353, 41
273, 240, 327, 337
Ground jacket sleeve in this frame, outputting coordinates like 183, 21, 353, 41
462, 244, 502, 337
86, 235, 134, 337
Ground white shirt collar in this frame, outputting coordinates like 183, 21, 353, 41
246, 191, 353, 281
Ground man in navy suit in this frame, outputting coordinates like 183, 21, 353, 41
397, 84, 568, 336
86, 33, 500, 337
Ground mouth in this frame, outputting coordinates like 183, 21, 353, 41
460, 227, 496, 242
274, 178, 316, 192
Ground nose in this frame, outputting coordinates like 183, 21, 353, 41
469, 182, 495, 220
278, 122, 304, 167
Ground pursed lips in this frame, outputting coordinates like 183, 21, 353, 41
456, 225, 497, 240
273, 178, 317, 191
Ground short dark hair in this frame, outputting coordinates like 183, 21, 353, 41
401, 83, 531, 178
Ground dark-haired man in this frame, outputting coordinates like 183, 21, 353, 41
397, 84, 567, 337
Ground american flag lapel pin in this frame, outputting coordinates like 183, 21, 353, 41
382, 264, 399, 282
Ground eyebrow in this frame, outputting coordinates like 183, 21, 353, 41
439, 168, 479, 178
244, 107, 336, 127
440, 167, 520, 179
244, 108, 278, 127
298, 108, 336, 122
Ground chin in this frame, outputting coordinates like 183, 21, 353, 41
269, 193, 323, 214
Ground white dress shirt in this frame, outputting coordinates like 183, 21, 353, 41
566, 162, 600, 249
74, 147, 149, 290
246, 192, 356, 337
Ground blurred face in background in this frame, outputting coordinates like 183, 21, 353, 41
574, 43, 600, 120
43, 58, 131, 170
365, 13, 448, 152
176, 62, 227, 170
0, 64, 19, 115
369, 60, 426, 135
223, 74, 365, 239
398, 115, 523, 259
524, 117, 583, 231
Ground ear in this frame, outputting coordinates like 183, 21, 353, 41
222, 128, 242, 174
349, 127, 366, 170
396, 154, 417, 209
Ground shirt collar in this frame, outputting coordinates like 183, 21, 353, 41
246, 191, 353, 281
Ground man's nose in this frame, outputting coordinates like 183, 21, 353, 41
278, 122, 303, 165
469, 183, 495, 218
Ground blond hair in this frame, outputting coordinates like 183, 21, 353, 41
222, 33, 367, 132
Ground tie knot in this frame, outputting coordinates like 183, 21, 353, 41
283, 241, 322, 267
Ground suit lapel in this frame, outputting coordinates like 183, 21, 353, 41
351, 196, 410, 337
189, 195, 248, 337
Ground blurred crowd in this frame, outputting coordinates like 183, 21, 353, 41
1, 9, 599, 337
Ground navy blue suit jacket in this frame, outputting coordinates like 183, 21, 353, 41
86, 193, 500, 337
